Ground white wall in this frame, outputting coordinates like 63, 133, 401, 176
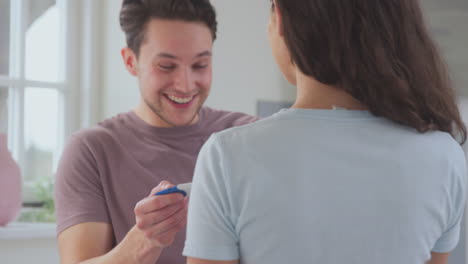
0, 239, 59, 264
205, 0, 295, 115
100, 0, 138, 119
422, 0, 468, 97
100, 0, 294, 119
0, 223, 59, 264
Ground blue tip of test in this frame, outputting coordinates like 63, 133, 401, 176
155, 186, 187, 197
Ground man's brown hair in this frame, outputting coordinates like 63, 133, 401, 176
120, 0, 217, 57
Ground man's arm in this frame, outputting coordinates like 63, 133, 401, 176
58, 222, 165, 264
58, 182, 187, 264
187, 258, 238, 264
55, 130, 187, 264
426, 252, 450, 264
58, 222, 117, 264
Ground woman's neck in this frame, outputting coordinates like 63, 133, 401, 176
292, 71, 368, 110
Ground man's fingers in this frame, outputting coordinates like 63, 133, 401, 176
135, 193, 184, 215
143, 205, 188, 240
136, 199, 185, 229
148, 180, 174, 196
153, 219, 187, 245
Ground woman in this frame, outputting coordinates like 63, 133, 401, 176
184, 1, 467, 263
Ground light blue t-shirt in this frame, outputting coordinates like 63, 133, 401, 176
184, 109, 467, 264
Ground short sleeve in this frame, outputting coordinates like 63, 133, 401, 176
433, 150, 467, 253
183, 134, 240, 261
55, 133, 110, 235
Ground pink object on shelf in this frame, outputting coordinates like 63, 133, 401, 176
0, 133, 22, 226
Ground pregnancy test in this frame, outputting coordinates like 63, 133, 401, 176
155, 183, 192, 197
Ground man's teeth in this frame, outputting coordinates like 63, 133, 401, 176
168, 95, 193, 104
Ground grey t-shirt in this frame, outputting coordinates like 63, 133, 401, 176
55, 107, 258, 264
184, 108, 467, 263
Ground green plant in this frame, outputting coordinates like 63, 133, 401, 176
17, 177, 55, 223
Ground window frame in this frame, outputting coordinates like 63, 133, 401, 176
0, 0, 101, 204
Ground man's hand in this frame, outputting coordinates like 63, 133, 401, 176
100, 180, 188, 264
58, 181, 188, 264
134, 181, 189, 248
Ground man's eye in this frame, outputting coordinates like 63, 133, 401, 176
159, 64, 176, 70
193, 64, 208, 70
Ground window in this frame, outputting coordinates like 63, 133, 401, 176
0, 0, 68, 220
0, 0, 100, 222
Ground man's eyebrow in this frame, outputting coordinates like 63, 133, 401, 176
196, 51, 212, 58
156, 53, 178, 59
154, 51, 212, 60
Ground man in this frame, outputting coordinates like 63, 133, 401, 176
184, 0, 466, 264
55, 1, 257, 263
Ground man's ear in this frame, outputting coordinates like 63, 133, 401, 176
121, 47, 138, 76
272, 0, 284, 37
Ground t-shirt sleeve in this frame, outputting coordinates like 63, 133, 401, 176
432, 149, 468, 253
55, 133, 110, 236
183, 134, 240, 261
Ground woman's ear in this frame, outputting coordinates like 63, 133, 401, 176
272, 0, 284, 37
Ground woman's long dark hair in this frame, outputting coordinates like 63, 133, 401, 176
274, 0, 466, 144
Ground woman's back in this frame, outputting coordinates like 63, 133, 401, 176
185, 108, 466, 264
184, 1, 467, 263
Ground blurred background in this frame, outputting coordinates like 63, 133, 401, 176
0, 0, 467, 263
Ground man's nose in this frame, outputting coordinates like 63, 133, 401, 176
174, 68, 194, 94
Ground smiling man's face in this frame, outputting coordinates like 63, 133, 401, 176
123, 18, 213, 127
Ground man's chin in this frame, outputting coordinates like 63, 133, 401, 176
168, 106, 202, 127
146, 101, 202, 127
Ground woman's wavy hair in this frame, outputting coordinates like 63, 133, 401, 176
273, 0, 466, 144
